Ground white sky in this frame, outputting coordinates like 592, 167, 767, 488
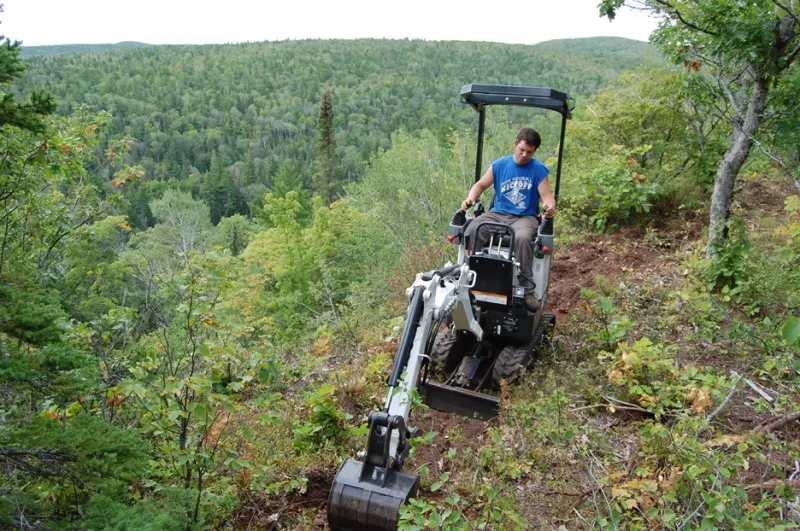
3, 0, 658, 47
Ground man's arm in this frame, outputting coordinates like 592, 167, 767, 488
538, 177, 557, 217
461, 167, 494, 211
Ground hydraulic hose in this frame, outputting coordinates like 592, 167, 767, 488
388, 286, 425, 387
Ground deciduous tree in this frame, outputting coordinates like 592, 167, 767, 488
601, 0, 800, 255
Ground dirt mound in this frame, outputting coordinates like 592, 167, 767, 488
549, 231, 667, 322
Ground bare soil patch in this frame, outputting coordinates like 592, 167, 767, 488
233, 467, 334, 530
550, 231, 673, 323
407, 407, 493, 475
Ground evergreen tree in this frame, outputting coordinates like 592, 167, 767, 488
0, 16, 141, 519
0, 5, 55, 132
201, 156, 238, 224
313, 89, 341, 203
217, 214, 250, 256
243, 154, 258, 185
271, 161, 306, 199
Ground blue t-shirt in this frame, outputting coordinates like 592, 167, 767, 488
491, 155, 549, 216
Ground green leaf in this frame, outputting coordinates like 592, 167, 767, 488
598, 296, 614, 312
782, 317, 800, 347
120, 380, 148, 399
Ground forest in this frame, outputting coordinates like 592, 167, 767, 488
1, 0, 800, 528
19, 37, 657, 227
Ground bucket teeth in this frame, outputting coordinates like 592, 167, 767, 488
327, 458, 419, 531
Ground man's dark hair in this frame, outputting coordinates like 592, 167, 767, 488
515, 127, 541, 149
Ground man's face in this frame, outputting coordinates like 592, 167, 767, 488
513, 140, 537, 165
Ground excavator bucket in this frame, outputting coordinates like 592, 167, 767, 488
327, 458, 419, 531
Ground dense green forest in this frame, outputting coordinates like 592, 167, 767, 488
2, 2, 800, 528
18, 38, 658, 226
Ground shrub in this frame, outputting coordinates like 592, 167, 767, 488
601, 338, 729, 418
580, 287, 636, 350
292, 384, 353, 451
572, 145, 658, 231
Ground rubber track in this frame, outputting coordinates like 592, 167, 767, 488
492, 313, 555, 386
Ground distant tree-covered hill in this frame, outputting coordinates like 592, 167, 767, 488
18, 37, 659, 224
20, 41, 151, 57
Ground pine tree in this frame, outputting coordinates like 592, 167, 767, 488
243, 154, 258, 185
217, 214, 250, 256
201, 156, 238, 224
0, 5, 55, 133
313, 89, 341, 204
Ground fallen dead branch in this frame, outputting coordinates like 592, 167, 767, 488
568, 397, 654, 416
706, 374, 742, 423
537, 487, 593, 497
731, 370, 775, 403
624, 443, 640, 479
744, 480, 800, 492
604, 396, 655, 416
755, 411, 800, 435
568, 403, 653, 415
535, 484, 605, 510
707, 410, 800, 446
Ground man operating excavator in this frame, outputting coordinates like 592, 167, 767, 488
461, 127, 557, 311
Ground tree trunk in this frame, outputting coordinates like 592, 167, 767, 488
706, 69, 768, 258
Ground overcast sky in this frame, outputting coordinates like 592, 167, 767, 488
3, 0, 658, 47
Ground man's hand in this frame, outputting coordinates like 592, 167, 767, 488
543, 203, 557, 218
461, 198, 475, 211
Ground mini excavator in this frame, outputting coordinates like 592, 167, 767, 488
327, 84, 574, 531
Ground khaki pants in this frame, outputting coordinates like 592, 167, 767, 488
464, 211, 540, 290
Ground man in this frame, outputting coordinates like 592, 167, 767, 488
461, 127, 557, 311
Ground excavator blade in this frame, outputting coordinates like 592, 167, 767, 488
327, 458, 420, 531
421, 380, 500, 420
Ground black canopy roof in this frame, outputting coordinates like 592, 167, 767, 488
460, 84, 574, 118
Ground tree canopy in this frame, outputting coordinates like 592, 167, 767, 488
600, 0, 800, 253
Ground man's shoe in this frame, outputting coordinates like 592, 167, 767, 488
524, 294, 541, 311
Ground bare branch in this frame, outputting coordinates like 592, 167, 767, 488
0, 448, 75, 461
653, 0, 719, 36
772, 0, 800, 29
784, 39, 800, 68
736, 124, 800, 185
731, 371, 776, 403
717, 75, 744, 122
